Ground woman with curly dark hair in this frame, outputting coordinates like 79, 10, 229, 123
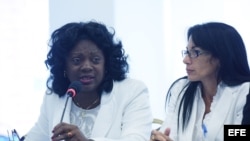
24, 21, 153, 141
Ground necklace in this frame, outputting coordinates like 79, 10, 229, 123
73, 97, 100, 110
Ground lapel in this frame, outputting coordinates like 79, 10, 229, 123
179, 84, 235, 141
53, 95, 72, 127
206, 85, 234, 141
91, 92, 115, 137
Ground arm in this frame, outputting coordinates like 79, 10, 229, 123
24, 94, 58, 141
158, 78, 189, 140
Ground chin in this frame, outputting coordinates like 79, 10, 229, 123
187, 76, 199, 81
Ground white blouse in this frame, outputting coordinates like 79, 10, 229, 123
160, 79, 249, 141
70, 103, 100, 138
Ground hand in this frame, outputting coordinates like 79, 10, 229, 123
51, 122, 89, 141
150, 128, 173, 141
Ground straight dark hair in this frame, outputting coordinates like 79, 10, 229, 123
166, 22, 250, 132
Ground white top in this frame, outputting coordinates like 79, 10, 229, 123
70, 103, 100, 138
25, 78, 153, 141
160, 78, 249, 141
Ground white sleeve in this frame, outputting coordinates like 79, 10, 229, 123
159, 79, 188, 140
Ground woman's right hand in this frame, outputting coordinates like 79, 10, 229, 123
150, 128, 173, 141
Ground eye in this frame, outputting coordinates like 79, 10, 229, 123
193, 50, 201, 54
190, 49, 207, 58
191, 50, 201, 55
72, 57, 80, 64
92, 57, 101, 64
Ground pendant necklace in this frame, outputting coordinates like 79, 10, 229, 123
73, 97, 100, 117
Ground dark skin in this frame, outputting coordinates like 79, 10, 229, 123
51, 39, 105, 141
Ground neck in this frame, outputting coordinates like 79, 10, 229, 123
73, 94, 100, 109
201, 82, 218, 116
201, 78, 219, 98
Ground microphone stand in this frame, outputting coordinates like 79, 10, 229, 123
60, 95, 71, 123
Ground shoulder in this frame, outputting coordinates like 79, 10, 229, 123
165, 77, 190, 104
230, 82, 250, 104
113, 78, 148, 91
225, 81, 250, 96
235, 81, 250, 89
43, 92, 62, 101
41, 92, 65, 108
169, 77, 189, 92
219, 82, 250, 112
109, 78, 148, 99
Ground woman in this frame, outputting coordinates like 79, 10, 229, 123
24, 21, 153, 141
151, 22, 250, 141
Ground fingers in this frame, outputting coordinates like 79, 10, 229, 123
164, 128, 171, 136
66, 131, 73, 138
51, 122, 89, 141
150, 133, 155, 141
150, 129, 173, 141
51, 122, 76, 141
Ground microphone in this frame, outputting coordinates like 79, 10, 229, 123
66, 81, 82, 97
60, 81, 82, 122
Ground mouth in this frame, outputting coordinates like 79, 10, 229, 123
80, 75, 94, 84
186, 69, 194, 74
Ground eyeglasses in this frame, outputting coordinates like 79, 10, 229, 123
182, 49, 208, 58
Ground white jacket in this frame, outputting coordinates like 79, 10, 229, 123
160, 78, 249, 141
25, 78, 153, 141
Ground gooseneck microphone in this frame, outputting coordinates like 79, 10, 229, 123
60, 81, 82, 122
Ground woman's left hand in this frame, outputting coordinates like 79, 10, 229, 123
51, 122, 88, 141
150, 128, 173, 141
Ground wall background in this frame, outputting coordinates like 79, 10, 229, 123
0, 0, 250, 136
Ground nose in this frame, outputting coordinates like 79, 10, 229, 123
183, 55, 191, 65
80, 60, 93, 72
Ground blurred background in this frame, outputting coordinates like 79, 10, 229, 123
0, 0, 250, 136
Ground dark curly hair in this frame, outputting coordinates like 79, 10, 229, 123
45, 21, 129, 97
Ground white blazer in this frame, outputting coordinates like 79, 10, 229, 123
160, 79, 249, 141
25, 78, 153, 141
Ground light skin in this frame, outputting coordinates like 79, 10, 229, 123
150, 128, 172, 141
150, 36, 220, 141
184, 36, 220, 114
51, 39, 105, 141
